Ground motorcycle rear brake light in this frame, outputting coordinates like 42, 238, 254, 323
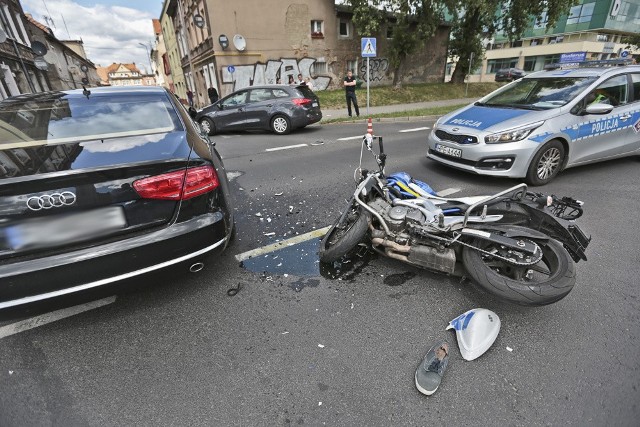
292, 98, 312, 106
133, 165, 219, 200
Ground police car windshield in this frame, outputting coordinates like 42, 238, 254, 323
479, 77, 597, 110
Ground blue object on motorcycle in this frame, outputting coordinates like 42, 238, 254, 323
387, 172, 436, 198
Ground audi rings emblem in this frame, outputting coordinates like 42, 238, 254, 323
26, 191, 77, 211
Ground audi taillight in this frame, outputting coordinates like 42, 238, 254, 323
292, 98, 312, 106
133, 166, 219, 200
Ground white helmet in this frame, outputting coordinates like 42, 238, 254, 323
446, 308, 500, 361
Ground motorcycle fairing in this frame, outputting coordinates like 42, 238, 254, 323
447, 308, 501, 361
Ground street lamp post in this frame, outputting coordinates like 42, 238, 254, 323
138, 42, 153, 75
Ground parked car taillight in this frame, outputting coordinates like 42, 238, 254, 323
133, 166, 219, 200
292, 98, 312, 106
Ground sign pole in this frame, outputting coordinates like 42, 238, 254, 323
366, 57, 370, 116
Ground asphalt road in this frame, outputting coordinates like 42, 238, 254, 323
1, 121, 639, 426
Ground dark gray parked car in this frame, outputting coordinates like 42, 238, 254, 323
194, 84, 322, 135
495, 68, 526, 82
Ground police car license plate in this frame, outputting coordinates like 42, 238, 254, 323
435, 143, 462, 158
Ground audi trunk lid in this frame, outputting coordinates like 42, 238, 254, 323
0, 88, 198, 259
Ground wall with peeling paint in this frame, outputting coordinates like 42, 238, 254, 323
198, 0, 449, 97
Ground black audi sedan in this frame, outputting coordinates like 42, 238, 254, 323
195, 84, 322, 135
0, 86, 234, 309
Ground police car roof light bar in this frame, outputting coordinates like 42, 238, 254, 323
544, 58, 633, 71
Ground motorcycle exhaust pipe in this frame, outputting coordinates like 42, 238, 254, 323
189, 262, 205, 273
372, 237, 411, 253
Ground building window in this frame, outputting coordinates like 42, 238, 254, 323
487, 58, 518, 73
313, 61, 327, 75
534, 11, 548, 29
530, 38, 544, 46
339, 19, 350, 37
567, 2, 595, 25
311, 20, 323, 37
347, 60, 358, 75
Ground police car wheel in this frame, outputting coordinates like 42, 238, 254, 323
526, 140, 565, 186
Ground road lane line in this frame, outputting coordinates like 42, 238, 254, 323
0, 296, 117, 339
265, 143, 309, 152
437, 188, 461, 197
399, 127, 430, 133
336, 136, 364, 141
235, 226, 331, 262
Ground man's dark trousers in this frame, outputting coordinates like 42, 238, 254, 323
346, 92, 360, 117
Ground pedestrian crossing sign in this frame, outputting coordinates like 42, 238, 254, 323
361, 37, 376, 58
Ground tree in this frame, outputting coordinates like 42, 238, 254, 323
448, 0, 578, 83
344, 0, 444, 88
622, 34, 640, 51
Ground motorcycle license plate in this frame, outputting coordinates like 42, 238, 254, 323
435, 143, 462, 158
312, 102, 318, 107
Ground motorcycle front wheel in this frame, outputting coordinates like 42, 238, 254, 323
462, 237, 575, 306
319, 204, 370, 263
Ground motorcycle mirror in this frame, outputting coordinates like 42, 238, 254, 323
364, 133, 373, 150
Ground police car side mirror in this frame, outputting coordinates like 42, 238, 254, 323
585, 103, 614, 115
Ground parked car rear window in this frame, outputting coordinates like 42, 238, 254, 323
0, 93, 181, 147
295, 86, 316, 98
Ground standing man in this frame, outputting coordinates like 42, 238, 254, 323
344, 70, 359, 117
297, 73, 305, 85
207, 86, 219, 104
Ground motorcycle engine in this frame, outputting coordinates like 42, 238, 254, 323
369, 199, 426, 233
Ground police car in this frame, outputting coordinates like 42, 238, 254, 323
427, 59, 640, 185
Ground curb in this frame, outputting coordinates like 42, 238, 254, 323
320, 115, 440, 125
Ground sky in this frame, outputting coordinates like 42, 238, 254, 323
22, 0, 163, 73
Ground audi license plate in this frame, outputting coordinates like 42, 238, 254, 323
6, 206, 126, 251
435, 143, 462, 158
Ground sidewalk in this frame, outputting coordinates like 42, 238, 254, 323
320, 98, 477, 122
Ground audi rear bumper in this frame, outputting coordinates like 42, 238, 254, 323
0, 212, 230, 309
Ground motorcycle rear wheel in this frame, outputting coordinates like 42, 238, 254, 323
319, 205, 370, 263
462, 237, 575, 306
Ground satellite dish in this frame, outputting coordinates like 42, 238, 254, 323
32, 41, 48, 56
0, 28, 7, 44
233, 34, 246, 51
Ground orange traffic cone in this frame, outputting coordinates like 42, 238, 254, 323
367, 118, 373, 136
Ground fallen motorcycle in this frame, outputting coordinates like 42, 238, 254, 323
319, 134, 590, 306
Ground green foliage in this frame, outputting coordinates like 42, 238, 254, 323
344, 0, 444, 86
315, 81, 502, 109
622, 34, 640, 50
448, 0, 578, 83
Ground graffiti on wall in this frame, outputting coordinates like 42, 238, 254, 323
222, 57, 332, 91
359, 58, 389, 82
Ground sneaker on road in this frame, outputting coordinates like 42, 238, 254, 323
415, 341, 449, 396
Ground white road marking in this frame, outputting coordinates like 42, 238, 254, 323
399, 127, 430, 133
436, 188, 461, 197
336, 135, 364, 141
265, 143, 308, 152
235, 226, 331, 262
0, 296, 116, 340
